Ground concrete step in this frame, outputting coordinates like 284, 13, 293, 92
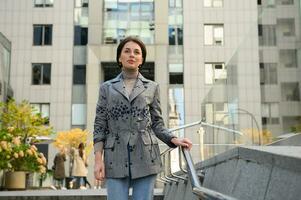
0, 188, 164, 200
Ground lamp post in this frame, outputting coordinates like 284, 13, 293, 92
235, 108, 261, 145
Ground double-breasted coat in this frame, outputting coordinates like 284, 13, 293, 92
93, 73, 176, 179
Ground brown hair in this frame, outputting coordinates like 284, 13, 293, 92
116, 36, 147, 68
78, 142, 84, 159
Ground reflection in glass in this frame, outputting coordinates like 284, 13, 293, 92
205, 63, 226, 84
281, 82, 300, 101
103, 0, 154, 44
279, 50, 297, 68
32, 64, 51, 85
204, 24, 224, 46
168, 86, 185, 132
259, 63, 277, 85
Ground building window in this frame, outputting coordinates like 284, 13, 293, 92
73, 65, 86, 84
103, 0, 155, 44
205, 63, 226, 84
31, 103, 50, 124
277, 18, 295, 37
32, 63, 51, 85
72, 104, 87, 125
75, 0, 89, 26
265, 0, 276, 7
261, 103, 279, 125
204, 24, 224, 46
279, 49, 297, 68
168, 1, 183, 46
102, 62, 155, 81
34, 0, 54, 7
74, 26, 88, 45
281, 82, 300, 101
258, 24, 276, 46
204, 103, 229, 125
169, 0, 182, 8
168, 86, 185, 131
75, 0, 89, 7
169, 63, 183, 84
277, 0, 294, 5
169, 26, 183, 45
204, 0, 223, 7
33, 25, 52, 45
259, 63, 277, 85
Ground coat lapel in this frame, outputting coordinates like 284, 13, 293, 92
111, 72, 150, 102
129, 73, 149, 103
111, 73, 129, 101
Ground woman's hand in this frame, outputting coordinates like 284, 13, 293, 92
171, 137, 193, 150
94, 152, 105, 181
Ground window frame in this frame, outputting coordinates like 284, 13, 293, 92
204, 24, 224, 46
30, 103, 50, 124
204, 0, 223, 8
32, 63, 51, 85
33, 24, 53, 46
34, 0, 54, 8
205, 62, 227, 85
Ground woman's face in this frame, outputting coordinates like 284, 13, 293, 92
119, 41, 143, 71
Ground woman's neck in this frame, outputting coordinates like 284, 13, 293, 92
122, 69, 139, 79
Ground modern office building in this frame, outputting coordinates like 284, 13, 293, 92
0, 0, 300, 182
0, 32, 13, 102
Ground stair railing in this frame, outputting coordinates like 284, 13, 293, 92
159, 120, 242, 200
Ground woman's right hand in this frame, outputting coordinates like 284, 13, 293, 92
94, 152, 105, 181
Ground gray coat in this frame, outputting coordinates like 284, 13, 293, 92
93, 73, 176, 179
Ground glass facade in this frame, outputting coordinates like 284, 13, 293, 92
201, 0, 301, 156
74, 0, 88, 45
103, 0, 155, 44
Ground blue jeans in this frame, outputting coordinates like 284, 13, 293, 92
106, 174, 157, 200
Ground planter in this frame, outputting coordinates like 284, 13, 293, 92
4, 171, 26, 190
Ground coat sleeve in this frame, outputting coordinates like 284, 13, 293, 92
150, 84, 177, 148
93, 84, 108, 144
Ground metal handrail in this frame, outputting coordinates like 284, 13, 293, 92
168, 150, 187, 181
168, 120, 244, 136
182, 147, 237, 200
159, 148, 176, 183
159, 120, 241, 199
178, 146, 187, 173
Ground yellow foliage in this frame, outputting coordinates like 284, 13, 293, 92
239, 128, 273, 145
53, 128, 92, 156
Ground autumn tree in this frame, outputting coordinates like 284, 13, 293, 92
53, 128, 93, 176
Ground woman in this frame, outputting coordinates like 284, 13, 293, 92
93, 36, 192, 200
52, 147, 66, 190
71, 142, 90, 189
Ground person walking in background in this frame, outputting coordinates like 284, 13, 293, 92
71, 142, 91, 189
93, 36, 192, 200
52, 146, 66, 190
